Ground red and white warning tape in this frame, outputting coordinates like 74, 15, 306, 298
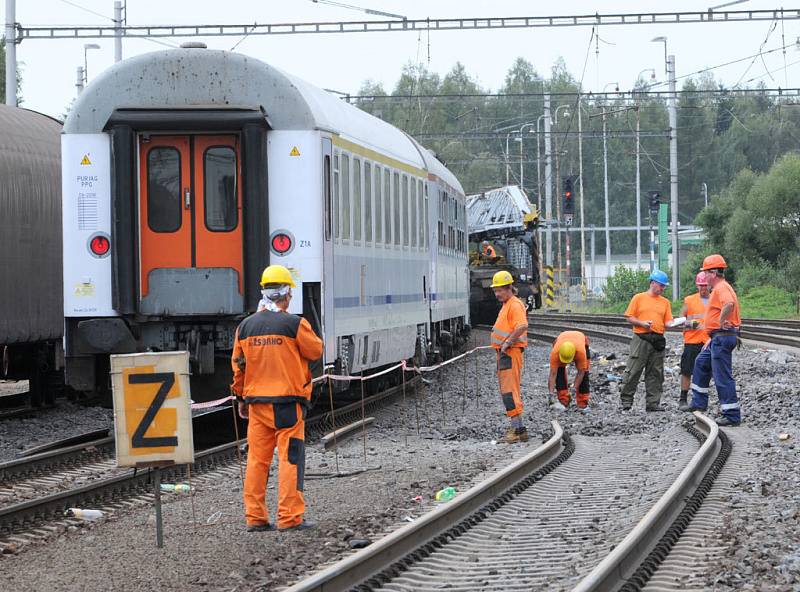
190, 345, 496, 410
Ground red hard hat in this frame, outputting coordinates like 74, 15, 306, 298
700, 254, 727, 271
695, 272, 708, 286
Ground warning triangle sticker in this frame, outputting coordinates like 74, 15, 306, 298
289, 146, 301, 157
80, 154, 92, 165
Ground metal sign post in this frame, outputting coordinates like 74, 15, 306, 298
110, 351, 195, 548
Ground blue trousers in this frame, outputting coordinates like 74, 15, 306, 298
689, 334, 740, 422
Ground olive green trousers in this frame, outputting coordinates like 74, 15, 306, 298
619, 333, 665, 407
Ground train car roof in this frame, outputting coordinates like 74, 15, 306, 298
466, 185, 533, 234
0, 104, 62, 151
65, 48, 436, 172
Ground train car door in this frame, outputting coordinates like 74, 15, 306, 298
321, 137, 335, 362
138, 134, 244, 315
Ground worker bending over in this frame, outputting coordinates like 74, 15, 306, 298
489, 270, 529, 443
549, 331, 591, 413
231, 265, 323, 532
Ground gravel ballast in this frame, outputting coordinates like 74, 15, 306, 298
0, 328, 798, 591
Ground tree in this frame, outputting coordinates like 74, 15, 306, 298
0, 38, 22, 104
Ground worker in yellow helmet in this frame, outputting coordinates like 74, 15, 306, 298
548, 331, 591, 413
489, 270, 529, 443
232, 264, 323, 532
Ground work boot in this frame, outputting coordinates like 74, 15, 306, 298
678, 402, 706, 412
620, 401, 632, 411
279, 519, 317, 532
678, 394, 688, 406
715, 417, 741, 427
246, 523, 276, 533
551, 401, 567, 412
646, 404, 667, 412
578, 406, 590, 415
500, 427, 529, 444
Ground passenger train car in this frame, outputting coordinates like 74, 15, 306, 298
62, 46, 469, 399
0, 105, 63, 405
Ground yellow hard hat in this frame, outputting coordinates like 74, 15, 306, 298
490, 270, 514, 288
558, 341, 577, 364
260, 264, 295, 288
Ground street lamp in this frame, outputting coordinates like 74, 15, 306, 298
504, 130, 520, 186
651, 36, 668, 74
83, 43, 101, 84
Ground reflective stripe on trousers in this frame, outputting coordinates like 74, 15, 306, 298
689, 334, 740, 421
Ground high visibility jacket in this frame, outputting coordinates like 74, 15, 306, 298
491, 296, 528, 349
483, 245, 496, 257
704, 279, 741, 332
549, 331, 590, 370
683, 293, 709, 345
231, 310, 323, 405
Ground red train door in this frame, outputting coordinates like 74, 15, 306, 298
138, 134, 244, 315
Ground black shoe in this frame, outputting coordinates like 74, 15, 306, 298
646, 404, 667, 412
279, 519, 317, 532
678, 403, 706, 412
715, 417, 741, 427
246, 523, 276, 533
621, 403, 632, 411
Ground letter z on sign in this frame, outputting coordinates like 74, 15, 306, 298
124, 366, 180, 454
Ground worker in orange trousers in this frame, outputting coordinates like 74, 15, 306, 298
548, 331, 591, 413
231, 265, 323, 532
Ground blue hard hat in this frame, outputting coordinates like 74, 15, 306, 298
649, 270, 669, 286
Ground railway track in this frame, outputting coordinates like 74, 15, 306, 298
285, 413, 727, 592
0, 376, 419, 553
529, 312, 800, 349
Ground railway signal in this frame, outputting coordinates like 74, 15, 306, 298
648, 191, 661, 215
562, 176, 575, 226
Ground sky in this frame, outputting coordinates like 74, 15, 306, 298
3, 0, 800, 119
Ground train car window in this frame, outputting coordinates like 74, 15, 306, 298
384, 167, 391, 245
146, 147, 182, 233
364, 162, 372, 243
353, 158, 362, 242
374, 165, 382, 243
342, 153, 351, 239
324, 154, 332, 241
410, 178, 417, 248
423, 184, 429, 250
417, 180, 424, 249
402, 175, 409, 247
393, 172, 400, 246
333, 153, 340, 239
203, 146, 237, 232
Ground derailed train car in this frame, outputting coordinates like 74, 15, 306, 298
61, 46, 470, 400
466, 185, 541, 324
0, 105, 63, 405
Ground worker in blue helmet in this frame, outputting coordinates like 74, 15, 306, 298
618, 269, 674, 412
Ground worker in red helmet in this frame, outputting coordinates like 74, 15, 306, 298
489, 270, 529, 443
548, 331, 591, 413
618, 269, 673, 412
677, 272, 711, 407
232, 265, 323, 532
680, 255, 742, 426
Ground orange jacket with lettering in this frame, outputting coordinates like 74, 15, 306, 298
231, 310, 323, 405
491, 296, 528, 349
683, 293, 709, 344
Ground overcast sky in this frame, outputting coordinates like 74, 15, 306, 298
4, 0, 800, 119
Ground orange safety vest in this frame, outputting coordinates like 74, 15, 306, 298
683, 293, 709, 345
483, 245, 496, 257
231, 310, 323, 406
491, 296, 528, 349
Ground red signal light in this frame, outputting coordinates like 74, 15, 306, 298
565, 191, 572, 198
89, 234, 110, 257
271, 233, 292, 254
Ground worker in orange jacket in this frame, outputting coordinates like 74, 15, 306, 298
677, 272, 710, 406
489, 270, 529, 444
231, 264, 323, 532
481, 240, 497, 258
548, 331, 591, 413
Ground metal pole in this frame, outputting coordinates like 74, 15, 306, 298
76, 66, 84, 95
519, 133, 524, 194
635, 105, 642, 269
114, 1, 123, 62
544, 94, 552, 266
505, 134, 510, 186
649, 212, 656, 273
554, 132, 562, 284
602, 107, 611, 278
668, 54, 679, 300
590, 226, 596, 291
702, 182, 708, 207
4, 0, 17, 106
536, 123, 542, 213
577, 96, 586, 284
153, 467, 164, 548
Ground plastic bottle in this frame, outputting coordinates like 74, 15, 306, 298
67, 508, 104, 521
160, 483, 192, 493
435, 487, 456, 502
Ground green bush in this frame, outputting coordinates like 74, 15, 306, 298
603, 265, 653, 305
740, 285, 798, 318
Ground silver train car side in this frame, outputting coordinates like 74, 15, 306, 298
62, 47, 469, 399
0, 105, 62, 404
